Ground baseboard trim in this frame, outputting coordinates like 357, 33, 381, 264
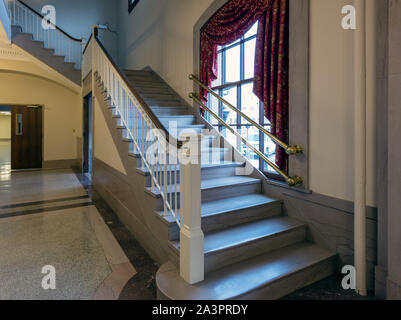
42, 159, 79, 170
375, 266, 388, 299
281, 190, 378, 221
0, 139, 11, 142
387, 278, 401, 300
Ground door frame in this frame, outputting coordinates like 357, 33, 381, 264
9, 104, 44, 170
82, 93, 93, 177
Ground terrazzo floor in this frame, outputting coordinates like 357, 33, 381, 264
0, 166, 377, 300
0, 168, 135, 300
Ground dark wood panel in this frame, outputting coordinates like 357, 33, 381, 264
11, 106, 42, 169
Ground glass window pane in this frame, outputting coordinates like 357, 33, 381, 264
240, 126, 259, 168
244, 22, 258, 39
206, 91, 219, 125
221, 127, 238, 150
16, 114, 22, 135
225, 45, 241, 83
263, 125, 277, 173
221, 86, 237, 125
244, 38, 256, 79
241, 83, 260, 124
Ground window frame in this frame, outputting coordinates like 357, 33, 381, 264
207, 26, 279, 176
128, 0, 140, 13
194, 0, 310, 189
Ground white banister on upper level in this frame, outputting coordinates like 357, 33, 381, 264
7, 0, 83, 69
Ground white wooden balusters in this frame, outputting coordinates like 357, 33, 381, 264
8, 0, 82, 69
88, 28, 205, 285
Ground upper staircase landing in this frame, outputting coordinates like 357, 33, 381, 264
11, 26, 81, 85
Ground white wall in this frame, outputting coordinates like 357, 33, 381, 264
116, 0, 379, 207
0, 72, 81, 161
93, 98, 126, 175
0, 114, 11, 139
24, 0, 118, 59
117, 0, 214, 102
309, 0, 378, 207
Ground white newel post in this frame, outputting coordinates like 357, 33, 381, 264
179, 134, 204, 284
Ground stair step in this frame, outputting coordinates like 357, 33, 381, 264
138, 161, 243, 176
131, 82, 169, 89
136, 87, 173, 94
12, 29, 81, 84
147, 176, 261, 206
157, 243, 336, 300
170, 216, 308, 273
151, 106, 193, 116
159, 115, 196, 127
139, 161, 244, 187
145, 99, 184, 106
159, 193, 283, 235
142, 93, 177, 100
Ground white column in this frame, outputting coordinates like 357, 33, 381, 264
179, 134, 204, 284
354, 0, 367, 296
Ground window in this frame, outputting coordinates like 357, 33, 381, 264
16, 114, 22, 135
128, 0, 140, 13
206, 22, 276, 174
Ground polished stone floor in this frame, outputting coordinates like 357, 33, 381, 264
0, 169, 135, 300
0, 166, 376, 300
73, 171, 159, 300
0, 140, 11, 177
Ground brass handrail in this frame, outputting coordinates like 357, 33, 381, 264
189, 74, 302, 155
189, 92, 303, 187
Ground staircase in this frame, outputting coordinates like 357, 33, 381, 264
7, 0, 82, 85
96, 68, 337, 300
11, 26, 81, 85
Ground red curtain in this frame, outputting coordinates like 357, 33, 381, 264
200, 0, 289, 171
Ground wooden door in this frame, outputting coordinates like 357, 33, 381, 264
11, 106, 43, 170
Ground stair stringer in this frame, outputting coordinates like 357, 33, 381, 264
11, 26, 81, 86
92, 76, 174, 265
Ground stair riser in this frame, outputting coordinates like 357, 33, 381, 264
237, 257, 336, 300
127, 76, 159, 83
138, 151, 228, 169
146, 100, 184, 107
128, 154, 142, 168
143, 93, 177, 100
203, 182, 262, 203
201, 201, 283, 234
152, 181, 261, 211
13, 33, 80, 84
137, 87, 173, 94
160, 117, 196, 127
151, 108, 192, 116
133, 82, 170, 89
204, 227, 307, 274
169, 201, 283, 241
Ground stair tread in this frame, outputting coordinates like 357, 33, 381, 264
147, 176, 261, 197
159, 194, 280, 224
202, 193, 280, 217
171, 216, 306, 254
157, 242, 335, 300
